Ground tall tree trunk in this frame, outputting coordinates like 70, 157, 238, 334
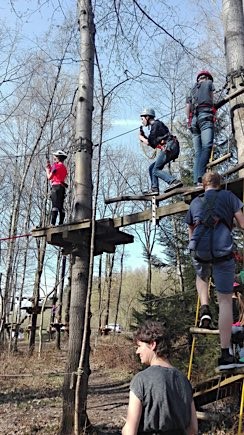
172, 218, 185, 294
0, 45, 70, 343
60, 0, 95, 432
28, 238, 47, 352
14, 168, 39, 352
0, 158, 19, 340
51, 251, 62, 325
56, 255, 67, 350
104, 253, 115, 327
64, 275, 72, 335
222, 0, 244, 175
114, 246, 124, 330
29, 175, 50, 352
97, 255, 103, 330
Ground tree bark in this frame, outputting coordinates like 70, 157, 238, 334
97, 255, 103, 330
114, 246, 125, 330
222, 0, 244, 176
104, 253, 115, 328
56, 255, 67, 350
28, 238, 47, 352
60, 0, 95, 433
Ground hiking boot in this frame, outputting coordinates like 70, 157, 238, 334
199, 305, 212, 329
143, 188, 159, 196
217, 354, 244, 371
164, 180, 183, 193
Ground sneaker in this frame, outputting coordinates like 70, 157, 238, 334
195, 183, 203, 189
199, 305, 212, 329
217, 355, 244, 371
164, 180, 183, 193
143, 188, 159, 196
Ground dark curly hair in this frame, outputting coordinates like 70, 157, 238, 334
134, 320, 171, 358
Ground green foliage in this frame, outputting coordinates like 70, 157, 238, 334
131, 286, 197, 338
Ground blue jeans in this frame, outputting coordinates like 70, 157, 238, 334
149, 150, 176, 189
191, 110, 214, 184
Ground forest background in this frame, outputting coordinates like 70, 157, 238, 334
1, 0, 244, 434
0, 0, 238, 352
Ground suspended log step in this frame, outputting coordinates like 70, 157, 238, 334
32, 218, 134, 257
207, 152, 232, 168
215, 366, 244, 375
196, 411, 222, 422
105, 186, 190, 205
222, 161, 244, 177
190, 327, 219, 335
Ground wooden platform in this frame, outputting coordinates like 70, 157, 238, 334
105, 170, 244, 207
193, 373, 244, 408
32, 218, 134, 256
31, 173, 244, 256
224, 176, 244, 200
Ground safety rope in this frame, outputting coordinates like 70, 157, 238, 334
238, 378, 244, 435
140, 140, 157, 160
0, 233, 32, 242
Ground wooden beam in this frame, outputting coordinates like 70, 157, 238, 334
194, 374, 244, 398
196, 411, 221, 422
222, 161, 244, 177
193, 373, 244, 407
190, 327, 219, 335
113, 201, 189, 228
215, 86, 244, 109
207, 152, 232, 168
105, 186, 189, 205
32, 219, 91, 238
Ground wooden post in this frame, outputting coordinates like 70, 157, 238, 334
60, 0, 95, 433
222, 0, 244, 176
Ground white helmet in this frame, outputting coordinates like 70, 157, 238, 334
52, 150, 67, 159
140, 108, 156, 118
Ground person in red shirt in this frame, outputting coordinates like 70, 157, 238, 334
46, 150, 68, 225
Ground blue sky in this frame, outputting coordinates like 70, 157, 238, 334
0, 0, 223, 271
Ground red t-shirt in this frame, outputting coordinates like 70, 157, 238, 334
48, 162, 67, 185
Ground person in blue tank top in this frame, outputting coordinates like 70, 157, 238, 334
185, 171, 244, 370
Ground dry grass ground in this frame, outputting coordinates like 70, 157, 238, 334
0, 335, 242, 434
0, 335, 136, 435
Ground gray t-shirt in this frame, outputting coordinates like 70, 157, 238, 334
186, 79, 214, 111
130, 365, 193, 434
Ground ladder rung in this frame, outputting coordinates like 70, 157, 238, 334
190, 327, 219, 335
215, 366, 244, 374
196, 411, 221, 421
207, 152, 232, 168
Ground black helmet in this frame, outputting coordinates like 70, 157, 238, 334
140, 108, 156, 118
